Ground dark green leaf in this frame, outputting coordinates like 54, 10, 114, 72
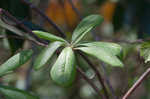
140, 42, 150, 63
33, 30, 67, 43
71, 15, 104, 45
0, 85, 39, 99
0, 50, 33, 76
78, 42, 122, 55
76, 47, 123, 67
34, 41, 64, 70
50, 47, 76, 86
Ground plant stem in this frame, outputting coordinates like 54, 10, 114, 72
77, 67, 104, 99
101, 63, 118, 99
0, 35, 47, 47
68, 0, 82, 20
0, 8, 47, 45
20, 0, 66, 38
122, 68, 150, 99
78, 51, 109, 99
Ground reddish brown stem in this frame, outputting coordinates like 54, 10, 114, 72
122, 68, 150, 99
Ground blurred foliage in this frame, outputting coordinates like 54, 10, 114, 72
1, 0, 150, 99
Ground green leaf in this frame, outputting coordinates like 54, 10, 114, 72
78, 42, 122, 55
71, 15, 104, 45
50, 47, 76, 86
0, 85, 39, 99
0, 50, 33, 76
33, 30, 67, 43
140, 42, 150, 63
76, 47, 123, 67
34, 41, 63, 70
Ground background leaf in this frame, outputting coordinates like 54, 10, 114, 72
140, 42, 150, 63
77, 47, 123, 67
0, 85, 39, 99
0, 50, 33, 76
50, 47, 76, 86
71, 15, 104, 45
34, 41, 63, 70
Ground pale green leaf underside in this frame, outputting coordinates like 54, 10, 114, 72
50, 47, 76, 86
71, 15, 104, 45
0, 50, 33, 76
34, 41, 63, 70
33, 30, 67, 43
78, 42, 122, 55
77, 47, 123, 67
0, 85, 39, 99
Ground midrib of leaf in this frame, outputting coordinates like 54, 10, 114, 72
62, 51, 67, 74
71, 27, 93, 45
62, 49, 70, 76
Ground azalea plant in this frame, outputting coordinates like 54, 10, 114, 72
33, 15, 123, 86
0, 14, 124, 98
0, 15, 123, 85
1, 0, 150, 99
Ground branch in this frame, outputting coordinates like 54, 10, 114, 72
122, 68, 150, 99
68, 0, 82, 20
77, 67, 104, 99
0, 35, 47, 47
78, 51, 109, 99
101, 63, 118, 99
20, 0, 66, 38
0, 8, 48, 45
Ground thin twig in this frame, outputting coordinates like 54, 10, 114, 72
78, 51, 109, 99
101, 63, 118, 99
0, 8, 48, 45
68, 0, 82, 20
122, 68, 150, 99
0, 35, 47, 47
20, 0, 66, 38
77, 67, 104, 99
